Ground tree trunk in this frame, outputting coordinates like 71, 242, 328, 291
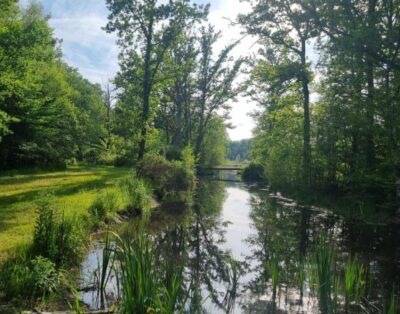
138, 21, 154, 161
301, 37, 312, 186
364, 0, 377, 173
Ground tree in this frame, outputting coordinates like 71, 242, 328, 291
105, 0, 208, 160
0, 1, 107, 168
198, 116, 228, 168
194, 25, 243, 158
239, 0, 318, 186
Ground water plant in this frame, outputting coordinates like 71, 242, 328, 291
94, 232, 116, 309
344, 256, 366, 310
266, 252, 280, 298
313, 236, 335, 313
113, 228, 187, 314
387, 288, 398, 314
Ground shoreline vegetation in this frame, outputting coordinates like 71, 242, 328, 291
0, 148, 196, 313
0, 162, 398, 313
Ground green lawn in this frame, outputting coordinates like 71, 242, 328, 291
0, 166, 130, 261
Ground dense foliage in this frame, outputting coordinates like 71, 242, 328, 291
239, 0, 400, 203
0, 2, 108, 169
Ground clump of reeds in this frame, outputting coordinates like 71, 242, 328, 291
344, 256, 366, 310
113, 228, 187, 314
313, 236, 335, 313
266, 252, 280, 298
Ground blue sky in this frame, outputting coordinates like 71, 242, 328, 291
18, 0, 265, 140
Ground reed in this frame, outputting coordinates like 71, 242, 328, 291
313, 236, 335, 313
387, 288, 398, 314
113, 228, 187, 314
266, 252, 280, 297
344, 256, 366, 310
94, 232, 115, 309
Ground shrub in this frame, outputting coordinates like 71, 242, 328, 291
118, 172, 152, 212
241, 162, 265, 181
137, 151, 195, 199
0, 255, 61, 301
32, 194, 86, 267
89, 190, 119, 220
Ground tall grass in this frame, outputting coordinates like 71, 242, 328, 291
113, 229, 187, 314
344, 256, 366, 310
89, 190, 119, 221
118, 172, 152, 213
266, 252, 280, 298
32, 193, 86, 267
387, 288, 398, 314
94, 232, 115, 309
313, 236, 335, 313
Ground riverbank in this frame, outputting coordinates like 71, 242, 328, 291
0, 166, 130, 262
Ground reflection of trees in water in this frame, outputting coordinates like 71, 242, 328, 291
242, 189, 400, 313
151, 179, 239, 314
241, 191, 352, 313
242, 193, 311, 313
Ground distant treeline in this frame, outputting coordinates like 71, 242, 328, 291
227, 139, 252, 162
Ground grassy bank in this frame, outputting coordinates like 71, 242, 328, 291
0, 166, 130, 261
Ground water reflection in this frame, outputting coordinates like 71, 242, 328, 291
80, 177, 400, 313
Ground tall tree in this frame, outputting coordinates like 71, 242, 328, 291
105, 0, 208, 160
194, 25, 243, 157
239, 0, 318, 186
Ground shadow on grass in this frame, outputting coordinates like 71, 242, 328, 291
0, 167, 130, 234
0, 166, 123, 187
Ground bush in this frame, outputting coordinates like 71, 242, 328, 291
241, 162, 265, 181
118, 173, 152, 212
0, 255, 61, 301
89, 190, 119, 220
137, 150, 195, 199
32, 194, 86, 267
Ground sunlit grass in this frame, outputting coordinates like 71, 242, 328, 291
0, 166, 130, 261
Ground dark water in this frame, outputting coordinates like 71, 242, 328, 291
80, 175, 400, 313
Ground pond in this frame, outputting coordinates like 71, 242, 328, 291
80, 173, 400, 313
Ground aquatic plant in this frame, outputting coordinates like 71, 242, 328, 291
387, 288, 398, 314
266, 252, 280, 297
344, 256, 366, 309
114, 229, 187, 314
223, 257, 240, 313
92, 232, 116, 309
297, 260, 306, 299
68, 286, 85, 314
313, 236, 335, 313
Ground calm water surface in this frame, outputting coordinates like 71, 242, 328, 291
80, 175, 400, 313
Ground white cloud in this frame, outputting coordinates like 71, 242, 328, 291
25, 0, 256, 140
206, 0, 258, 141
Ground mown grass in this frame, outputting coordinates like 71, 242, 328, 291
0, 166, 130, 261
